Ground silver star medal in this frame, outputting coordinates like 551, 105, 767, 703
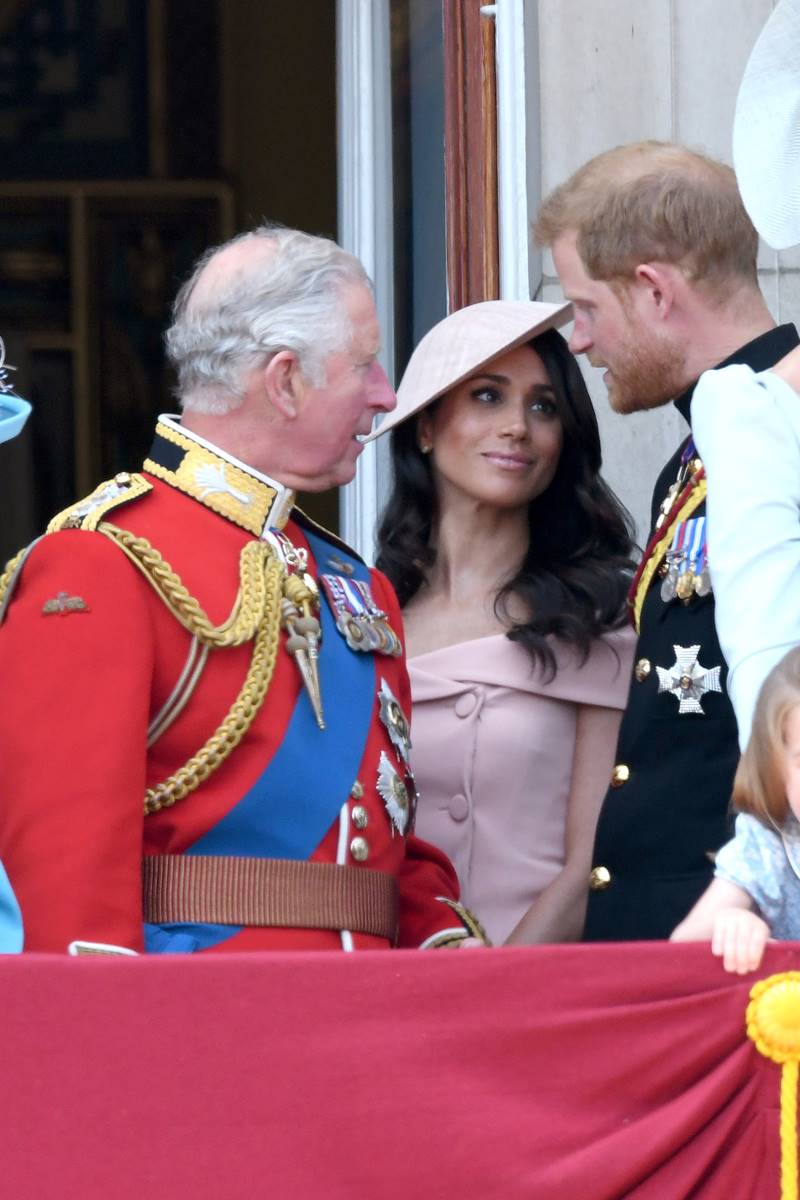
378, 678, 411, 765
376, 751, 410, 836
656, 644, 722, 714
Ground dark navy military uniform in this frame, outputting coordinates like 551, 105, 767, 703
584, 325, 799, 942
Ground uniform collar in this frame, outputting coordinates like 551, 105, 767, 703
143, 414, 296, 536
674, 323, 800, 425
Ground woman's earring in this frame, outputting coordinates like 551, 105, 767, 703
419, 441, 432, 455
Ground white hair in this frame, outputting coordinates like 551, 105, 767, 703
165, 223, 372, 414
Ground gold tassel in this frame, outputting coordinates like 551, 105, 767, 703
747, 972, 800, 1200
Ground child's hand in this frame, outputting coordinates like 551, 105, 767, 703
711, 909, 770, 974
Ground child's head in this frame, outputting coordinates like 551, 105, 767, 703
734, 645, 800, 827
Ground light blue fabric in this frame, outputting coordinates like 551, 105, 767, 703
0, 393, 31, 444
715, 811, 800, 939
692, 363, 800, 748
0, 862, 23, 952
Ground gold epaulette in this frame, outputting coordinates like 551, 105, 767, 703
47, 472, 152, 533
1, 475, 152, 621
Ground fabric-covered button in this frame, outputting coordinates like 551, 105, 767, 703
448, 793, 469, 821
611, 764, 630, 788
589, 866, 612, 891
350, 836, 369, 861
454, 693, 477, 718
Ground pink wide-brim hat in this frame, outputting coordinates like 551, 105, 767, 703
366, 298, 572, 441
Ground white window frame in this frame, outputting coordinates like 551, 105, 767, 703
336, 0, 394, 564
489, 0, 542, 301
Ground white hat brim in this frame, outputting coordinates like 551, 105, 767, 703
733, 0, 800, 249
366, 299, 572, 441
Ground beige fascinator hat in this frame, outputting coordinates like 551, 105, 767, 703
733, 0, 800, 249
366, 298, 572, 441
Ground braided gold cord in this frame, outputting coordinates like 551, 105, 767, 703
98, 522, 272, 647
0, 546, 27, 613
144, 550, 284, 814
283, 571, 317, 609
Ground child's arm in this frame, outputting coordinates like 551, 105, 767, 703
671, 878, 770, 974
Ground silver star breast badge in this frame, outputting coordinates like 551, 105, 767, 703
656, 644, 722, 714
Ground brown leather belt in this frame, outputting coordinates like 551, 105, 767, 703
142, 855, 399, 943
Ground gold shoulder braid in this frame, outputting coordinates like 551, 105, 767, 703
94, 522, 285, 815
98, 522, 275, 648
48, 472, 153, 533
0, 544, 28, 621
3, 474, 322, 815
2, 473, 151, 622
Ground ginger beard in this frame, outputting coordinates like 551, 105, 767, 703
597, 299, 689, 415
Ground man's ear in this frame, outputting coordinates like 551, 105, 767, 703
263, 350, 303, 419
633, 262, 677, 320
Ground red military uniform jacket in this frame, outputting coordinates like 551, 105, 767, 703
0, 417, 475, 953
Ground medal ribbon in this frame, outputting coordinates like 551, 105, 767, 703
628, 471, 707, 632
667, 515, 707, 576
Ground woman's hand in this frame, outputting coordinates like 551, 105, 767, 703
710, 908, 771, 974
769, 344, 800, 393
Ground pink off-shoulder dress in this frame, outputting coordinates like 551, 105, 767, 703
408, 628, 635, 944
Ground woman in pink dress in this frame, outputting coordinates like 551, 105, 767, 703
372, 301, 636, 945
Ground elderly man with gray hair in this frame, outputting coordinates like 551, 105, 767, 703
0, 224, 482, 954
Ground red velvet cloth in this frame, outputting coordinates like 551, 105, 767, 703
2, 942, 793, 1198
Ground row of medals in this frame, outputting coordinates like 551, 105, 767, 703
654, 451, 710, 605
659, 552, 711, 604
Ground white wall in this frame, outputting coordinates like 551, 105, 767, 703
535, 0, 790, 543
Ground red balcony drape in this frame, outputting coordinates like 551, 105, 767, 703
3, 941, 795, 1198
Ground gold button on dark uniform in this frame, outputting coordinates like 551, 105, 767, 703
611, 764, 630, 787
351, 805, 369, 830
634, 658, 651, 682
350, 836, 369, 862
589, 866, 612, 891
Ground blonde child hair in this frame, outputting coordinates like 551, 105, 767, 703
732, 644, 800, 828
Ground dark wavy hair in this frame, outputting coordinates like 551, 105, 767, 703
375, 327, 637, 677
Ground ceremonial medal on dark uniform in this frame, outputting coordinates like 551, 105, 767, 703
656, 644, 722, 714
321, 574, 402, 657
660, 516, 708, 605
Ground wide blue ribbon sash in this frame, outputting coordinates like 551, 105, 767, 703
145, 529, 377, 952
186, 527, 375, 859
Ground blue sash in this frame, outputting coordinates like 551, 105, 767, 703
0, 862, 22, 953
146, 529, 376, 952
